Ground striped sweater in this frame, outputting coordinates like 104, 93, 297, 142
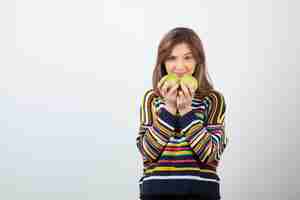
136, 88, 228, 199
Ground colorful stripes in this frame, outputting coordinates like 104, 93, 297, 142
144, 136, 217, 175
182, 91, 228, 164
137, 89, 177, 163
136, 88, 228, 185
145, 167, 216, 174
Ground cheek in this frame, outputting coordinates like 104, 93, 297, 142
168, 65, 176, 72
185, 66, 194, 73
171, 66, 177, 70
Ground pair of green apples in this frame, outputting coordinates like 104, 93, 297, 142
159, 73, 199, 93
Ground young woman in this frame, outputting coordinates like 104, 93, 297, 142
136, 27, 228, 200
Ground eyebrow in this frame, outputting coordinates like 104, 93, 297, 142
169, 52, 193, 57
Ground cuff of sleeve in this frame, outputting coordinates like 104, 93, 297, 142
158, 106, 177, 130
178, 110, 197, 128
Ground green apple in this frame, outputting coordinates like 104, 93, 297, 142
158, 74, 198, 96
180, 74, 198, 91
160, 73, 180, 88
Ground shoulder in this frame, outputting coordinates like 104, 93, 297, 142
207, 89, 226, 106
194, 89, 225, 105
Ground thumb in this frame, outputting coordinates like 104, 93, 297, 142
169, 84, 179, 94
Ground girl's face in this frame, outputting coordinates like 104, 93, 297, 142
164, 42, 197, 77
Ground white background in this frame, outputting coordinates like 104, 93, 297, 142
0, 1, 299, 199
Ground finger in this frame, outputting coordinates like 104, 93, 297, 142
176, 91, 181, 106
161, 82, 169, 96
180, 90, 187, 103
177, 91, 184, 109
185, 83, 194, 98
166, 82, 174, 93
180, 83, 189, 98
189, 87, 195, 97
159, 87, 164, 97
157, 82, 163, 92
178, 90, 184, 99
185, 84, 193, 97
157, 82, 164, 96
168, 84, 179, 95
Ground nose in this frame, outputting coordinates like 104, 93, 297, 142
176, 59, 185, 69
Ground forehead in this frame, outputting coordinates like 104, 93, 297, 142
170, 43, 192, 55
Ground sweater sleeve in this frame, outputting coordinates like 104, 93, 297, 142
178, 90, 229, 164
136, 89, 177, 163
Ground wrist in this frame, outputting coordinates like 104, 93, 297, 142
164, 104, 177, 115
179, 107, 193, 116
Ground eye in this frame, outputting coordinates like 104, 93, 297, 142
166, 56, 175, 60
185, 56, 193, 60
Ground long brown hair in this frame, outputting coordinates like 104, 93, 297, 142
152, 27, 214, 95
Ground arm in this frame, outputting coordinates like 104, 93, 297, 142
136, 89, 177, 163
178, 90, 229, 165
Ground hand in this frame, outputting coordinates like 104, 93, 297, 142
177, 82, 195, 116
158, 80, 179, 115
